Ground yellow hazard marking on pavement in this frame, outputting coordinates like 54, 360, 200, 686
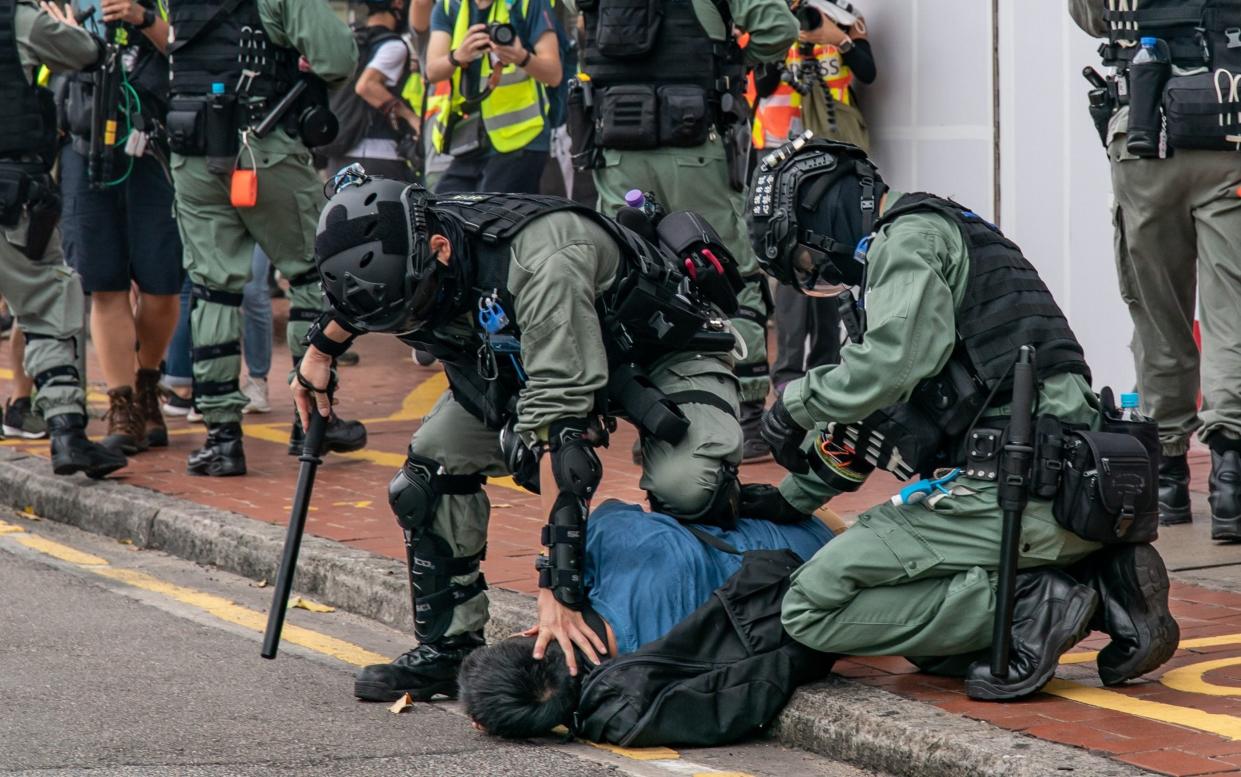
333, 500, 373, 509
585, 742, 681, 760
1161, 657, 1241, 697
1061, 632, 1241, 665
14, 534, 109, 566
377, 372, 449, 423
1044, 678, 1241, 740
0, 519, 26, 534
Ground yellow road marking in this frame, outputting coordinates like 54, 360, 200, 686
13, 534, 109, 565
0, 519, 26, 535
1044, 678, 1241, 740
1061, 632, 1241, 665
380, 372, 449, 423
1161, 657, 1241, 697
585, 742, 680, 761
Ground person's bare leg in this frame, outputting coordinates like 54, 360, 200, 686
90, 291, 138, 390
134, 293, 179, 371
11, 325, 32, 399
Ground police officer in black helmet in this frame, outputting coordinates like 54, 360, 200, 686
295, 168, 748, 702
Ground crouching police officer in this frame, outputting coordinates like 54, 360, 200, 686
165, 0, 366, 476
743, 137, 1179, 699
0, 0, 126, 478
295, 168, 746, 701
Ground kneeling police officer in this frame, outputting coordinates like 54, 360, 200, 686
743, 136, 1179, 699
0, 0, 126, 478
296, 168, 747, 701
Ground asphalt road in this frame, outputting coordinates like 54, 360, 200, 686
0, 511, 889, 777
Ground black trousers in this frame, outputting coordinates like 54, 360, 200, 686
435, 148, 550, 195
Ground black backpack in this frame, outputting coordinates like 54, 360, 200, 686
316, 26, 409, 160
573, 529, 835, 747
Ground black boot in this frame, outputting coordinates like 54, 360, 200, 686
1158, 453, 1192, 526
964, 568, 1098, 701
48, 413, 128, 479
739, 399, 772, 463
287, 412, 368, 456
1210, 448, 1241, 541
187, 422, 246, 477
353, 631, 485, 702
1076, 544, 1179, 686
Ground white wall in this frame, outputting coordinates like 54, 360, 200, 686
855, 0, 1135, 390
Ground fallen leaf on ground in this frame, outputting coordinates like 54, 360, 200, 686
118, 538, 133, 545
389, 693, 413, 713
290, 596, 335, 613
252, 578, 268, 588
492, 503, 513, 509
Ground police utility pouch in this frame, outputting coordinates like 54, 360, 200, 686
1053, 431, 1158, 544
591, 0, 663, 57
656, 86, 710, 147
0, 167, 30, 228
656, 210, 744, 315
1163, 71, 1241, 150
166, 97, 208, 156
597, 85, 659, 150
567, 79, 600, 170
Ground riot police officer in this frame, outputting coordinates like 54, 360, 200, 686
1070, 1, 1241, 541
165, 0, 366, 476
743, 137, 1178, 700
296, 169, 745, 701
570, 0, 799, 460
0, 0, 126, 478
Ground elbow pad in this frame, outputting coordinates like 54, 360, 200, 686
536, 418, 603, 610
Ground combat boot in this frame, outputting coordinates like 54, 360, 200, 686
739, 399, 772, 463
1074, 544, 1179, 686
965, 568, 1098, 701
353, 631, 485, 702
1158, 453, 1192, 526
102, 386, 148, 455
1210, 447, 1241, 541
287, 412, 367, 456
187, 422, 246, 477
48, 413, 127, 479
134, 368, 168, 448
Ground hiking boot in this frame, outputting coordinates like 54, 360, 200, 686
135, 368, 168, 448
739, 399, 773, 463
102, 386, 148, 455
242, 376, 271, 414
354, 632, 485, 702
287, 412, 367, 456
1158, 453, 1192, 526
1210, 448, 1241, 542
3, 396, 46, 439
48, 413, 127, 479
965, 568, 1098, 701
1076, 544, 1179, 686
187, 422, 246, 477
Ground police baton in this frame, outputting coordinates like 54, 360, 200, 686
261, 409, 328, 659
990, 345, 1037, 679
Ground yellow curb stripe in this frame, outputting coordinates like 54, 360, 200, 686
1161, 657, 1241, 697
0, 519, 26, 534
1044, 678, 1241, 740
1061, 632, 1241, 666
584, 742, 680, 760
13, 534, 109, 566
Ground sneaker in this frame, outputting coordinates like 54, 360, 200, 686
3, 396, 47, 439
242, 376, 271, 414
187, 406, 204, 424
161, 390, 193, 418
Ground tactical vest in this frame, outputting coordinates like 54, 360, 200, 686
1099, 0, 1241, 70
750, 44, 855, 150
359, 27, 409, 145
0, 0, 57, 163
398, 193, 730, 429
167, 0, 297, 117
872, 193, 1091, 396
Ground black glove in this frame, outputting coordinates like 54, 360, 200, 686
739, 483, 813, 524
760, 396, 811, 473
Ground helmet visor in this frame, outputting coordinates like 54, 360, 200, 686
794, 246, 852, 298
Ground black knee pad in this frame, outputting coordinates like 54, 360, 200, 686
650, 464, 740, 530
388, 451, 485, 533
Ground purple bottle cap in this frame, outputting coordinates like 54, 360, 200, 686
624, 189, 645, 208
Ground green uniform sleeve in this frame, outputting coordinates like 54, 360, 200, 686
1068, 0, 1108, 37
781, 220, 960, 431
508, 214, 615, 436
259, 0, 358, 86
728, 0, 798, 64
17, 2, 101, 73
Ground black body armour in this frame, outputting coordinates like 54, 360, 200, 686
1099, 0, 1226, 69
0, 0, 57, 165
840, 194, 1091, 478
399, 193, 732, 430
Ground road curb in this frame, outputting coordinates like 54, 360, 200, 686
0, 449, 1152, 777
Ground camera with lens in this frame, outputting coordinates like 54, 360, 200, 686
796, 5, 822, 31
488, 22, 517, 47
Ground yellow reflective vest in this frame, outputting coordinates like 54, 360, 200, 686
430, 0, 545, 154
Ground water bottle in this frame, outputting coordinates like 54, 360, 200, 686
624, 188, 664, 221
1126, 37, 1170, 158
1119, 392, 1148, 422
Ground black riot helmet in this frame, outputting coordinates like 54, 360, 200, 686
314, 166, 443, 334
747, 133, 886, 297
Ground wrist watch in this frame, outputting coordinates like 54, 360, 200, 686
137, 6, 157, 29
447, 49, 461, 69
836, 36, 854, 53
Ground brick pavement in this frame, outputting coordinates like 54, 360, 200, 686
5, 312, 1241, 776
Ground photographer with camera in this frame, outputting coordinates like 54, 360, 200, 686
423, 0, 562, 194
0, 0, 127, 478
164, 0, 368, 477
318, 0, 419, 183
752, 0, 874, 395
56, 0, 182, 457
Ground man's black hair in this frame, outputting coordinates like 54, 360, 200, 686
458, 637, 578, 739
